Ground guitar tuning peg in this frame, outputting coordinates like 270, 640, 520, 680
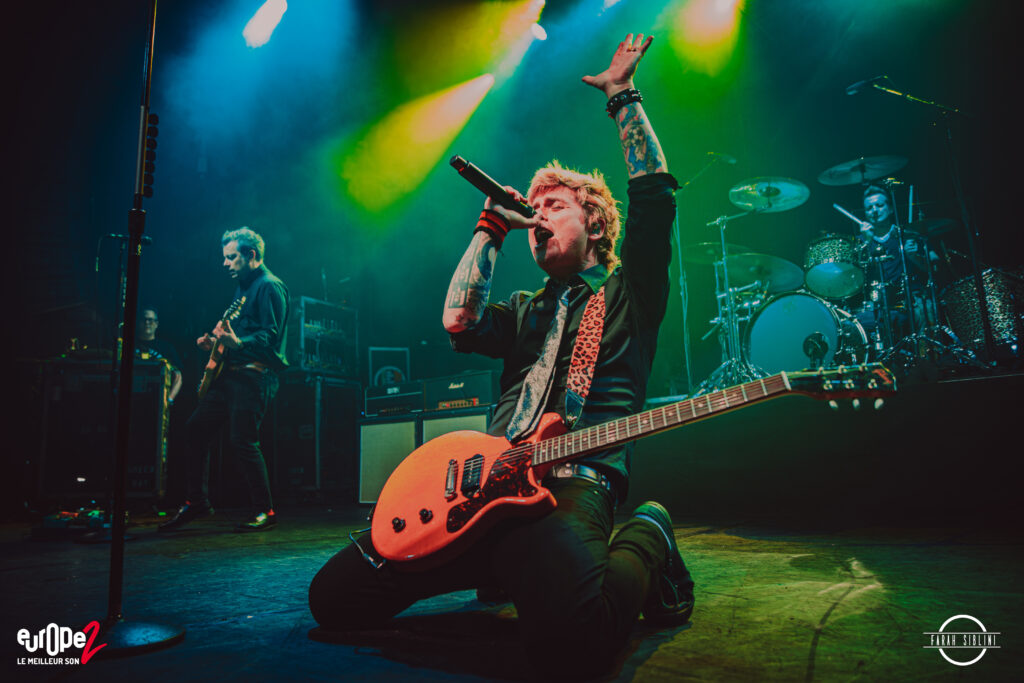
852, 398, 861, 410
873, 398, 884, 410
828, 400, 839, 411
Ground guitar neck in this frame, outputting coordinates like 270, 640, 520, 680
530, 373, 793, 467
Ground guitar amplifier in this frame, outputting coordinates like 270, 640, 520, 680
364, 381, 424, 417
423, 371, 494, 411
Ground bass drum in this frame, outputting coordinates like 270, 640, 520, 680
745, 292, 869, 373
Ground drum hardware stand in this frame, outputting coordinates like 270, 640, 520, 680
674, 154, 733, 396
693, 211, 766, 395
861, 78, 997, 364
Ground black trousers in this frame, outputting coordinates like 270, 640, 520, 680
184, 368, 278, 511
308, 478, 666, 678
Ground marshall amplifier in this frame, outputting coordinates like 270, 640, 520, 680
364, 381, 424, 417
423, 371, 494, 412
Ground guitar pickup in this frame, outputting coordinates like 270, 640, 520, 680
460, 454, 484, 497
444, 459, 458, 500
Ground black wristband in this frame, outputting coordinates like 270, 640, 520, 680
606, 88, 642, 119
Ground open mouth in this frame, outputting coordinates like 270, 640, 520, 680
533, 227, 553, 245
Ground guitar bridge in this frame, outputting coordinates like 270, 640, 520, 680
444, 459, 458, 500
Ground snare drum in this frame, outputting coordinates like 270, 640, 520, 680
745, 292, 869, 373
804, 234, 864, 299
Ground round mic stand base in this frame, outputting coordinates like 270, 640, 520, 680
94, 619, 185, 659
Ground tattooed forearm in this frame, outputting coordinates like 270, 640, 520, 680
615, 102, 667, 178
443, 232, 499, 332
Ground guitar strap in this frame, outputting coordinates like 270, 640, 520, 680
564, 285, 606, 428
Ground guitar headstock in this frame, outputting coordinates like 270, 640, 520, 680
785, 363, 896, 400
222, 296, 246, 322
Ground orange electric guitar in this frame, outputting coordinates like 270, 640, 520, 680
196, 296, 246, 400
370, 364, 896, 567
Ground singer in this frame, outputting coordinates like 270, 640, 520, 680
309, 33, 693, 679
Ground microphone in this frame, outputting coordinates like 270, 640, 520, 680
845, 75, 886, 95
707, 152, 737, 165
803, 332, 829, 368
450, 155, 535, 218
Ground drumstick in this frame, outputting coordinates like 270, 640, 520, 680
832, 203, 870, 230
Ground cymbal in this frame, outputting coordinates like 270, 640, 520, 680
681, 241, 752, 265
817, 155, 907, 186
724, 252, 804, 293
728, 177, 810, 213
908, 217, 955, 237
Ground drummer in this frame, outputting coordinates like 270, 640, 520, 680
856, 185, 937, 333
858, 185, 932, 281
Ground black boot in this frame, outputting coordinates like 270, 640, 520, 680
158, 501, 214, 532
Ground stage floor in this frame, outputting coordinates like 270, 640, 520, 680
2, 507, 1021, 681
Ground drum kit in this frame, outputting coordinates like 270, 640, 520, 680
687, 155, 1019, 395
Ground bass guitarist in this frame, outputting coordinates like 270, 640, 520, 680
160, 227, 289, 532
309, 34, 693, 678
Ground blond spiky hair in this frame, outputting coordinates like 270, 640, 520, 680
527, 160, 622, 270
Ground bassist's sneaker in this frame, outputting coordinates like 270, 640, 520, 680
158, 501, 214, 532
236, 510, 276, 532
633, 501, 695, 626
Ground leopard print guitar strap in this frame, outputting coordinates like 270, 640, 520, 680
565, 285, 606, 428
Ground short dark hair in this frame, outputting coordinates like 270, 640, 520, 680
222, 227, 265, 261
140, 306, 158, 320
863, 185, 887, 200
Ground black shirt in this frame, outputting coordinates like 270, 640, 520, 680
450, 173, 679, 501
136, 337, 182, 374
225, 264, 290, 371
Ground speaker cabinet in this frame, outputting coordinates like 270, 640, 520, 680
358, 407, 491, 504
358, 418, 417, 504
37, 360, 169, 501
270, 372, 360, 503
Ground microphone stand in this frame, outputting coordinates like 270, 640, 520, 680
96, 0, 184, 656
674, 155, 726, 396
866, 80, 996, 364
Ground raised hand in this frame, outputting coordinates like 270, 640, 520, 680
582, 33, 654, 97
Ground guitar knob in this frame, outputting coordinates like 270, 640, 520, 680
391, 517, 405, 532
419, 509, 433, 523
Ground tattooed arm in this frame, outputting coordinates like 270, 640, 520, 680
582, 33, 668, 178
442, 231, 499, 333
443, 186, 538, 333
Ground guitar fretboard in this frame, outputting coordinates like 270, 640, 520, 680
530, 373, 792, 466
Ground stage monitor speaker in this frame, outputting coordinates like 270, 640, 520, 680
358, 418, 417, 504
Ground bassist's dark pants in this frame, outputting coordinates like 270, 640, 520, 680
308, 477, 666, 678
184, 368, 278, 511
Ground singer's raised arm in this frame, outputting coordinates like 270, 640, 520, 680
582, 33, 668, 179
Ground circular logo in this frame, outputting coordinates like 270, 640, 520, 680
935, 614, 991, 666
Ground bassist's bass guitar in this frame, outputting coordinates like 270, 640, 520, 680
371, 364, 896, 568
196, 297, 246, 400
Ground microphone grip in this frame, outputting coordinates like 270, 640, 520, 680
450, 155, 534, 218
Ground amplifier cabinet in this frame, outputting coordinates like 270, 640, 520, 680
358, 406, 491, 504
423, 371, 494, 412
271, 371, 360, 502
37, 359, 169, 501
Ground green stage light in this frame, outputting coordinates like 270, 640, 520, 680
339, 74, 496, 213
666, 0, 745, 76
